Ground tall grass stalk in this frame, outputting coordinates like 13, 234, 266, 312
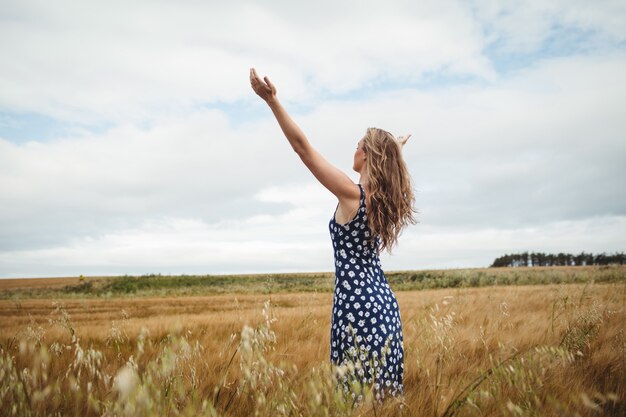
1, 283, 624, 416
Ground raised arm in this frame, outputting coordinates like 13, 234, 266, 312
249, 68, 359, 201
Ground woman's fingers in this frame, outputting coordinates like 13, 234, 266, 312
396, 134, 411, 147
250, 68, 276, 100
250, 68, 262, 85
250, 68, 266, 87
264, 76, 276, 93
250, 69, 265, 93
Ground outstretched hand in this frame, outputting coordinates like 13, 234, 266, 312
396, 134, 411, 148
250, 68, 277, 103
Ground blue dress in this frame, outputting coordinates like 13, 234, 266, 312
329, 184, 404, 399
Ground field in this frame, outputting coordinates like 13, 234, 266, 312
1, 265, 624, 299
1, 266, 625, 416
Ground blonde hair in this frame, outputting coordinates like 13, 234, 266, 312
362, 127, 416, 253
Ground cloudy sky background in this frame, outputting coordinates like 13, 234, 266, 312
1, 0, 625, 278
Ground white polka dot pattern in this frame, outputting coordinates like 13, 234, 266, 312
329, 184, 404, 400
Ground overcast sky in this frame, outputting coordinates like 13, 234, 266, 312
1, 0, 625, 278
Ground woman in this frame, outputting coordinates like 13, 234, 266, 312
249, 68, 416, 400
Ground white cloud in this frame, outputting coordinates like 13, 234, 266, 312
0, 0, 494, 124
1, 1, 625, 276
385, 215, 626, 270
0, 193, 336, 277
2, 50, 625, 276
470, 0, 626, 54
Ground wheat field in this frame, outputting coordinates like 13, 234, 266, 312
1, 278, 624, 416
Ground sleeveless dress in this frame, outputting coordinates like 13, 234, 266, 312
328, 184, 404, 400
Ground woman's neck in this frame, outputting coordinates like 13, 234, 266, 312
358, 167, 368, 186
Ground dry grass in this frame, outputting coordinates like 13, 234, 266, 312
1, 283, 624, 416
0, 277, 86, 291
3, 265, 623, 299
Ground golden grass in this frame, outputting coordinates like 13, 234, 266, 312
0, 276, 85, 291
1, 283, 624, 416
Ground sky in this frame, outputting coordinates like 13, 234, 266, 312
0, 0, 625, 278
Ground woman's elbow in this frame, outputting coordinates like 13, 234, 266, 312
292, 142, 311, 159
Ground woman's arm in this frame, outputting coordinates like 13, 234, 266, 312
250, 68, 359, 201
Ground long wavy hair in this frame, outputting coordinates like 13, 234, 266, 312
362, 127, 417, 253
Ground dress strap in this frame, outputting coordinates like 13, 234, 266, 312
357, 184, 365, 203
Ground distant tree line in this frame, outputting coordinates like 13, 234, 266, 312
490, 251, 625, 267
